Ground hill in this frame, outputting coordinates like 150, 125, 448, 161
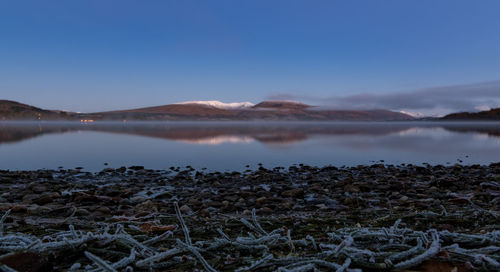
97, 103, 238, 120
0, 99, 414, 121
252, 101, 311, 110
0, 100, 67, 120
442, 108, 500, 120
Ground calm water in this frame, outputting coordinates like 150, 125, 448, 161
1, 121, 499, 171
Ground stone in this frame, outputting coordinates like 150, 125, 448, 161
27, 205, 52, 215
281, 188, 304, 198
135, 200, 158, 213
188, 198, 202, 206
260, 207, 273, 213
199, 208, 210, 217
256, 197, 267, 205
73, 193, 99, 204
224, 195, 239, 202
281, 200, 294, 209
33, 192, 60, 205
0, 252, 51, 272
30, 185, 48, 194
22, 194, 39, 204
75, 208, 90, 216
96, 206, 111, 214
179, 204, 191, 214
131, 196, 147, 204
140, 222, 176, 233
206, 201, 223, 207
343, 184, 360, 193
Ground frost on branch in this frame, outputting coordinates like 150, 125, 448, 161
0, 206, 499, 271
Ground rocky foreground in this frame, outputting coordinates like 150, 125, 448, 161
0, 164, 499, 271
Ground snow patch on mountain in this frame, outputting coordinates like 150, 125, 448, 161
399, 110, 425, 118
474, 105, 491, 112
176, 100, 255, 109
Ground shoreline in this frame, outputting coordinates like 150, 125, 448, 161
0, 163, 499, 271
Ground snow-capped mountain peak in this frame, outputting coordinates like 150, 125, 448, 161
399, 110, 425, 118
175, 100, 255, 109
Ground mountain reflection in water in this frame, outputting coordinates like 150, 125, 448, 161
1, 122, 499, 171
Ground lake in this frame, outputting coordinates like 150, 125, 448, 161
1, 121, 499, 171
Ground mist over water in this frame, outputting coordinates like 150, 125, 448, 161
1, 121, 499, 171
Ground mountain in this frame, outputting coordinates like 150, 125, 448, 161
99, 103, 236, 120
399, 110, 425, 118
0, 100, 68, 120
316, 109, 413, 121
0, 99, 414, 121
442, 108, 500, 120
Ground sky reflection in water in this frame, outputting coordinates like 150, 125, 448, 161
0, 122, 499, 171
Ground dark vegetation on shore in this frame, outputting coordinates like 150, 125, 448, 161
0, 163, 499, 271
442, 108, 500, 120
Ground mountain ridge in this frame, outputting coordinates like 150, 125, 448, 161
0, 99, 414, 121
442, 108, 500, 120
0, 100, 67, 120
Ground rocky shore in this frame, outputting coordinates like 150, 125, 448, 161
0, 164, 499, 271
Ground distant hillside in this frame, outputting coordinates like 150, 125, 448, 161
253, 101, 311, 110
0, 99, 414, 121
100, 103, 237, 120
442, 108, 500, 120
318, 109, 413, 121
103, 101, 413, 121
0, 100, 67, 120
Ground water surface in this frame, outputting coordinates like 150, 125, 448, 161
1, 121, 499, 171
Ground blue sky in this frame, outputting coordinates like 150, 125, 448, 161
1, 0, 499, 114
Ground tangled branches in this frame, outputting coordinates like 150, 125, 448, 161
0, 206, 499, 271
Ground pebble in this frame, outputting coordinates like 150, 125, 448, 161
256, 196, 267, 205
179, 204, 191, 214
0, 252, 51, 272
96, 206, 111, 214
0, 163, 497, 238
281, 188, 304, 198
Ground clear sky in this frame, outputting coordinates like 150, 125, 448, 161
1, 0, 499, 114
